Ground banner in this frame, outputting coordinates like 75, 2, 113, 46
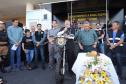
69, 11, 106, 24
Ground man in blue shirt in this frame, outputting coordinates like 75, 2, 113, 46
30, 26, 35, 36
32, 24, 46, 70
107, 32, 124, 45
107, 21, 125, 79
7, 19, 23, 72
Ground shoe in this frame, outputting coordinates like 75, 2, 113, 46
0, 63, 7, 73
42, 66, 46, 70
17, 67, 23, 71
27, 65, 32, 70
118, 75, 123, 80
24, 61, 27, 66
48, 66, 53, 70
8, 67, 14, 73
33, 66, 38, 69
52, 61, 56, 64
1, 68, 7, 73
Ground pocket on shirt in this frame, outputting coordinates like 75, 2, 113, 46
81, 36, 85, 41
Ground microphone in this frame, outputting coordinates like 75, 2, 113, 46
65, 25, 70, 28
65, 25, 71, 35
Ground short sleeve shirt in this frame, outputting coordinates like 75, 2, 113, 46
48, 28, 60, 40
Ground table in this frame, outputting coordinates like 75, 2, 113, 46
72, 53, 120, 84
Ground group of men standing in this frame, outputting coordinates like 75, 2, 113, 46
0, 19, 125, 79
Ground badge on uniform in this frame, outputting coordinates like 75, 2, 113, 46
41, 32, 43, 34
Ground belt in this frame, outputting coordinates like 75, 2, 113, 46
83, 45, 93, 47
49, 36, 54, 37
0, 42, 8, 45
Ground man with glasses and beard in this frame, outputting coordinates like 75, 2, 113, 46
95, 23, 105, 54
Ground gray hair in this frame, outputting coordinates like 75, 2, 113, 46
84, 21, 90, 26
113, 21, 120, 25
31, 26, 35, 28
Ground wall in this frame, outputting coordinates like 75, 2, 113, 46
110, 9, 124, 31
0, 17, 26, 26
53, 13, 68, 28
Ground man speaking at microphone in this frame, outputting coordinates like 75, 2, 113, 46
57, 19, 75, 75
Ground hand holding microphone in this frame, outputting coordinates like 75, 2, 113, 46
64, 28, 67, 32
64, 25, 70, 32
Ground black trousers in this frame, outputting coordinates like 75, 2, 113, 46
66, 49, 74, 71
65, 40, 75, 72
125, 25, 126, 34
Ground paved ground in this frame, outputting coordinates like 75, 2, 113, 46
0, 63, 76, 84
0, 63, 126, 84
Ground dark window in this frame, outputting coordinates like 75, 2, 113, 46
44, 14, 47, 19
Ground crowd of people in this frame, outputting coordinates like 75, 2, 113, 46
0, 18, 125, 79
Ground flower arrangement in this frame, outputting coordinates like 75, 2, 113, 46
78, 56, 113, 84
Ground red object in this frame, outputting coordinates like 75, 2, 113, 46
97, 53, 100, 56
65, 36, 68, 39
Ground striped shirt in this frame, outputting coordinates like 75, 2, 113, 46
77, 29, 98, 46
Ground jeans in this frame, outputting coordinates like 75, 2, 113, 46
96, 43, 105, 54
34, 45, 45, 66
82, 45, 95, 53
107, 53, 122, 75
25, 49, 34, 65
10, 43, 21, 68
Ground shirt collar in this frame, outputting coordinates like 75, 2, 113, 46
52, 28, 57, 30
113, 31, 118, 33
13, 25, 18, 28
95, 28, 102, 30
81, 29, 84, 31
32, 31, 35, 33
84, 28, 90, 32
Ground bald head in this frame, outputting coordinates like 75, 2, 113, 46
65, 20, 70, 26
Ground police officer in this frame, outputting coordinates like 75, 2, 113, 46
0, 22, 8, 73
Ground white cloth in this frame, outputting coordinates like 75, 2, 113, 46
57, 30, 65, 36
72, 53, 120, 84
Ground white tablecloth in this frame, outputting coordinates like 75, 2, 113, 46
72, 53, 120, 84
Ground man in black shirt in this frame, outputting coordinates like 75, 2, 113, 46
22, 29, 34, 70
32, 24, 46, 70
95, 23, 105, 54
0, 23, 8, 73
57, 20, 75, 75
